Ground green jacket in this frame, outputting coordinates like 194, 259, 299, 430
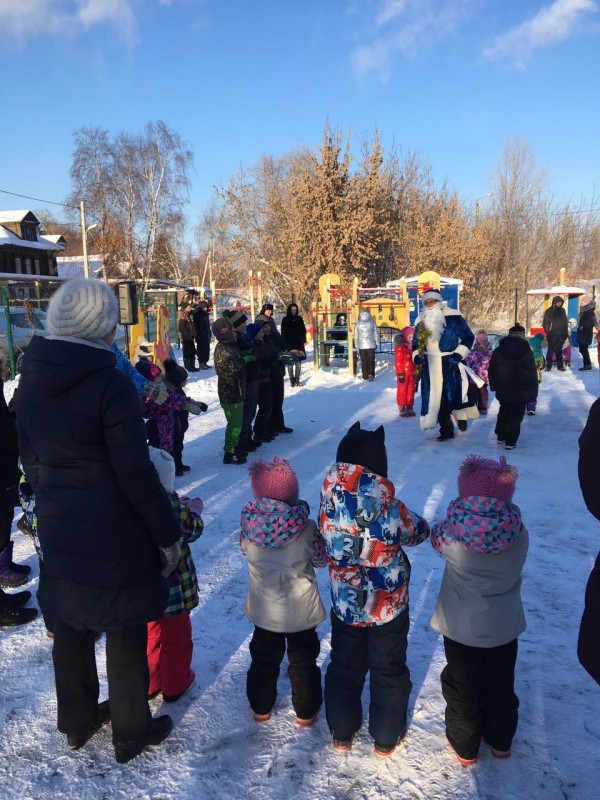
214, 341, 246, 404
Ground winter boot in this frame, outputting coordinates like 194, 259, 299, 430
0, 603, 38, 627
399, 405, 407, 417
67, 700, 111, 750
0, 543, 30, 588
374, 741, 396, 759
114, 715, 173, 764
223, 451, 247, 465
405, 406, 416, 417
457, 420, 468, 432
332, 736, 353, 753
0, 588, 31, 607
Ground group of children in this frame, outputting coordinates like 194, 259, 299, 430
237, 422, 527, 766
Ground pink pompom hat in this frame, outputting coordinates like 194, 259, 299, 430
457, 454, 518, 503
248, 457, 299, 504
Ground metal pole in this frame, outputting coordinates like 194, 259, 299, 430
249, 270, 255, 320
514, 288, 519, 324
80, 201, 89, 279
1, 287, 16, 378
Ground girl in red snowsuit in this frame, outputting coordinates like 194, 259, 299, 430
394, 327, 416, 417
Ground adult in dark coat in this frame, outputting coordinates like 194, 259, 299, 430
576, 295, 598, 371
281, 304, 307, 354
542, 295, 569, 371
578, 398, 600, 685
281, 304, 307, 387
488, 324, 538, 450
178, 303, 198, 372
193, 300, 212, 369
16, 278, 180, 763
257, 305, 292, 434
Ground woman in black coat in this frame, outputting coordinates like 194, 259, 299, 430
16, 279, 181, 763
576, 295, 598, 371
578, 398, 600, 685
281, 303, 307, 387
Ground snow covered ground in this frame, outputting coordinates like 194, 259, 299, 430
1, 350, 599, 800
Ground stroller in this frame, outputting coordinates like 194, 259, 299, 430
551, 335, 572, 367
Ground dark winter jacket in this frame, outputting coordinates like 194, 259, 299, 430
281, 307, 307, 354
577, 303, 598, 347
16, 335, 180, 631
257, 311, 286, 352
178, 310, 196, 342
488, 335, 538, 405
192, 303, 212, 342
214, 341, 247, 404
578, 398, 600, 685
542, 296, 568, 338
236, 331, 260, 383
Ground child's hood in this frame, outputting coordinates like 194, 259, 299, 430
241, 497, 310, 548
322, 462, 395, 528
431, 496, 522, 555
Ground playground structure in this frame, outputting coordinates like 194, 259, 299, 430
526, 268, 586, 346
311, 270, 460, 372
210, 270, 264, 321
386, 273, 463, 323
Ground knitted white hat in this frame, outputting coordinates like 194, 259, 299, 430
422, 290, 443, 303
47, 279, 119, 342
148, 447, 176, 493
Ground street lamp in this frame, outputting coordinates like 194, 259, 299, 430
475, 193, 492, 226
79, 200, 99, 279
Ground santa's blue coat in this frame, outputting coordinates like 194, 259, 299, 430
412, 313, 475, 418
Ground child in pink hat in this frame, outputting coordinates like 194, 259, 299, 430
240, 456, 328, 726
430, 454, 528, 767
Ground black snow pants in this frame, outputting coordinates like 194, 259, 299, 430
246, 625, 322, 720
495, 402, 525, 447
441, 636, 519, 760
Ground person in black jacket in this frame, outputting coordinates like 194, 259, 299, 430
193, 300, 212, 369
488, 324, 538, 450
178, 302, 198, 372
576, 294, 599, 371
16, 278, 180, 763
258, 304, 293, 434
281, 303, 307, 386
542, 296, 569, 371
578, 398, 600, 685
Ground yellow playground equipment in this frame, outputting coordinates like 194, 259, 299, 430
311, 274, 411, 371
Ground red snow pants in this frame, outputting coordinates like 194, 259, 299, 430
147, 612, 193, 697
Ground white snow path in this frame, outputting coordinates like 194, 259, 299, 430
1, 354, 599, 799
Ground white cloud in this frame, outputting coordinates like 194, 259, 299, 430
351, 0, 481, 81
0, 0, 172, 48
482, 0, 598, 67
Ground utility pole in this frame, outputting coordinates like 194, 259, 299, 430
80, 201, 89, 279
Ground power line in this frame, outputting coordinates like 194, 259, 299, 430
0, 187, 79, 211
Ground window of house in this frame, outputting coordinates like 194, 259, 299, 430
15, 257, 22, 273
34, 259, 40, 274
25, 258, 32, 274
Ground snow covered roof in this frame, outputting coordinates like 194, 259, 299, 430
526, 285, 584, 296
0, 210, 37, 224
43, 234, 67, 245
0, 224, 65, 251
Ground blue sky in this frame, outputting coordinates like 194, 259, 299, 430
1, 0, 599, 239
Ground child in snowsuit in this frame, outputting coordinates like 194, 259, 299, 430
147, 447, 204, 702
465, 330, 493, 414
394, 327, 416, 417
526, 333, 545, 415
212, 317, 248, 465
430, 454, 528, 766
319, 422, 430, 758
135, 358, 206, 476
488, 324, 538, 450
240, 456, 327, 725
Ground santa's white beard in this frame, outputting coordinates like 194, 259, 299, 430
422, 304, 446, 342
